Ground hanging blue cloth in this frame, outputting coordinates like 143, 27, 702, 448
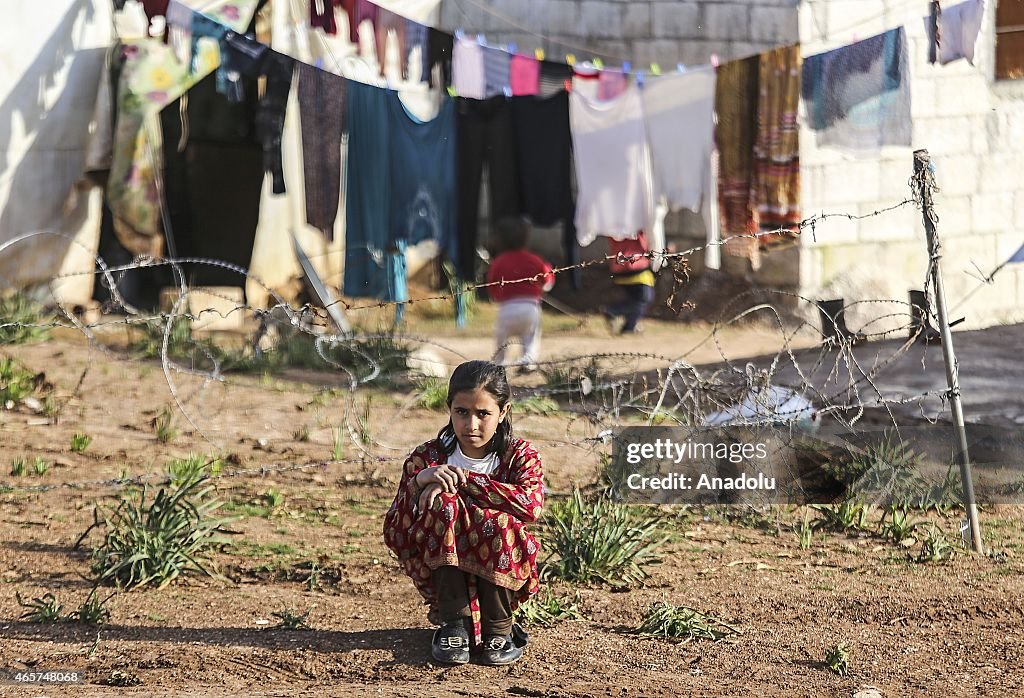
343, 81, 394, 299
800, 27, 911, 149
386, 92, 458, 267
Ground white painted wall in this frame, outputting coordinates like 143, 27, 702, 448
798, 0, 1024, 331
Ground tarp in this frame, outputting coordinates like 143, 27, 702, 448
0, 0, 114, 304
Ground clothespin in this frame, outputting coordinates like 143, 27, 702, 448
566, 53, 576, 66
677, 63, 686, 73
636, 70, 645, 87
508, 42, 517, 55
592, 57, 603, 69
503, 85, 512, 98
710, 53, 720, 68
622, 61, 631, 74
447, 86, 457, 97
455, 28, 465, 40
535, 48, 545, 61
650, 62, 661, 76
477, 34, 486, 45
315, 58, 324, 69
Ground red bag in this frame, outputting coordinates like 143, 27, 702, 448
607, 231, 651, 275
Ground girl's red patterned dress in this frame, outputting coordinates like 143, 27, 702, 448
382, 438, 544, 647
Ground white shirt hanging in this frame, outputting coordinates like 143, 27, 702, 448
569, 85, 655, 246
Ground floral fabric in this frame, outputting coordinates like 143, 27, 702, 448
383, 438, 544, 647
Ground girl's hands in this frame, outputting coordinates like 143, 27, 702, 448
418, 482, 444, 513
415, 464, 467, 494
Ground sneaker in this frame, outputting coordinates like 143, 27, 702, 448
478, 633, 524, 666
431, 620, 470, 665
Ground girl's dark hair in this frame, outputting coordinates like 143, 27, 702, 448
436, 360, 514, 457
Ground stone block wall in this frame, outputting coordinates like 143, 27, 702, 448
798, 0, 1024, 331
440, 0, 798, 69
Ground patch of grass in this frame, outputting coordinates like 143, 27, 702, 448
16, 591, 64, 623
70, 588, 113, 625
811, 497, 870, 534
81, 470, 235, 589
633, 602, 737, 643
233, 541, 298, 557
825, 641, 851, 676
540, 357, 609, 400
167, 454, 222, 488
10, 456, 26, 477
0, 356, 38, 405
795, 510, 814, 550
331, 426, 344, 462
272, 606, 313, 630
415, 376, 448, 410
516, 394, 560, 416
825, 433, 942, 509
153, 405, 178, 444
917, 526, 955, 563
543, 489, 666, 587
878, 505, 923, 544
515, 588, 585, 628
0, 293, 50, 345
261, 488, 285, 509
71, 432, 92, 453
31, 457, 50, 476
292, 424, 311, 442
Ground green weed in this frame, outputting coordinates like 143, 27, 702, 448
825, 641, 851, 675
515, 588, 585, 628
0, 293, 50, 345
633, 601, 737, 643
543, 489, 665, 587
16, 591, 64, 623
272, 606, 312, 630
81, 470, 235, 589
71, 432, 92, 453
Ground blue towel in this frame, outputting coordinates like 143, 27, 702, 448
801, 27, 911, 149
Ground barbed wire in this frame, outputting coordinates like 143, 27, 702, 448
0, 195, 976, 498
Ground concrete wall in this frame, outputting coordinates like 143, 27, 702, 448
439, 0, 799, 67
798, 0, 1024, 331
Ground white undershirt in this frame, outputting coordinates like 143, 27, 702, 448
447, 443, 500, 475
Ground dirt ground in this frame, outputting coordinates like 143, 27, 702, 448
1, 311, 1023, 697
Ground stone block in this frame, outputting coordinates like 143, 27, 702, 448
545, 0, 581, 36
930, 155, 979, 196
857, 201, 920, 243
577, 0, 623, 39
924, 194, 972, 238
651, 2, 699, 39
632, 39, 686, 67
971, 192, 1015, 233
933, 76, 993, 117
749, 5, 797, 44
701, 3, 750, 41
978, 154, 1022, 194
913, 116, 973, 156
623, 2, 650, 36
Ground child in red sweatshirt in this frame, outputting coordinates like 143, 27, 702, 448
486, 217, 554, 372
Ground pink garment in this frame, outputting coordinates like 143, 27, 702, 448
598, 70, 628, 101
510, 54, 540, 95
